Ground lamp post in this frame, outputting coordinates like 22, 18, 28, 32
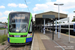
54, 3, 64, 38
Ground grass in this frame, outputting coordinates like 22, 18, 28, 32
0, 28, 6, 30
0, 35, 8, 43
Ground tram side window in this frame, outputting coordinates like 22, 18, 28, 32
74, 25, 75, 29
29, 21, 32, 32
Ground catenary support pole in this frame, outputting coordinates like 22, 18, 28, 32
58, 5, 61, 38
54, 3, 64, 38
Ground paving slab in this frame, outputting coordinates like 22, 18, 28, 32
31, 32, 46, 50
31, 32, 63, 50
46, 31, 75, 50
42, 39, 62, 50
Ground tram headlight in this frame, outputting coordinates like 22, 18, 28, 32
27, 33, 32, 37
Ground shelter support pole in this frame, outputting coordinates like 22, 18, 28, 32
55, 19, 57, 34
52, 19, 54, 40
43, 19, 45, 34
68, 17, 70, 42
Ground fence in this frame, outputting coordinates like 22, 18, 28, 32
0, 29, 8, 35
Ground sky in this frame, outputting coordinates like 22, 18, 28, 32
0, 0, 75, 23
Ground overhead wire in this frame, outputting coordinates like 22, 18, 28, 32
24, 0, 35, 21
24, 0, 30, 12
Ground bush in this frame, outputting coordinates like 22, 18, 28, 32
0, 27, 6, 30
0, 35, 7, 43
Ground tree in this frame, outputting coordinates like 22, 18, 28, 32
57, 22, 59, 24
72, 18, 75, 22
63, 22, 65, 23
59, 22, 62, 23
0, 22, 2, 23
5, 22, 8, 26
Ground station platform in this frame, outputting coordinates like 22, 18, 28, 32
31, 31, 75, 50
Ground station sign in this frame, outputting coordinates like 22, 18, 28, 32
42, 15, 55, 19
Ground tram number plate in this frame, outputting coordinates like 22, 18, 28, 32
15, 35, 20, 37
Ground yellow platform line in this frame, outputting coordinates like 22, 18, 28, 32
31, 32, 46, 50
37, 33, 46, 50
61, 33, 75, 38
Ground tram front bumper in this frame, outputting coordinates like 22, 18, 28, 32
8, 37, 32, 43
8, 37, 26, 43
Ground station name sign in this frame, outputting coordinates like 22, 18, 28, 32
42, 15, 55, 19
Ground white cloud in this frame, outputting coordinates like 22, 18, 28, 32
8, 3, 18, 7
0, 17, 7, 20
0, 12, 3, 16
4, 10, 14, 15
0, 6, 5, 8
19, 4, 28, 8
33, 0, 75, 13
56, 0, 75, 3
32, 13, 36, 21
33, 0, 75, 22
4, 11, 11, 15
68, 13, 75, 22
33, 2, 57, 12
0, 17, 7, 22
8, 3, 28, 8
33, 4, 49, 11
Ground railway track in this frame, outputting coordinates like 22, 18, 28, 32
3, 44, 31, 50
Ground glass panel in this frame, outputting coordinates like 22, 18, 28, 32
9, 13, 30, 33
74, 25, 75, 29
29, 22, 32, 32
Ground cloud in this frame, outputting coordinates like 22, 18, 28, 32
33, 0, 75, 22
8, 3, 18, 7
33, 0, 75, 13
3, 10, 16, 22
0, 17, 7, 22
8, 3, 28, 8
56, 0, 75, 3
0, 17, 7, 20
32, 13, 36, 21
33, 2, 57, 12
4, 10, 14, 15
68, 13, 75, 23
33, 4, 49, 11
0, 6, 5, 8
0, 12, 3, 16
19, 4, 28, 8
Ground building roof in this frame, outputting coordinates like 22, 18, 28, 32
35, 11, 67, 18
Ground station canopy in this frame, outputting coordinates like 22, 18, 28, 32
35, 11, 67, 25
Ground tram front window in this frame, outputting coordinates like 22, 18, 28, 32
9, 13, 30, 33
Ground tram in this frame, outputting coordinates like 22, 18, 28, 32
8, 12, 33, 45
